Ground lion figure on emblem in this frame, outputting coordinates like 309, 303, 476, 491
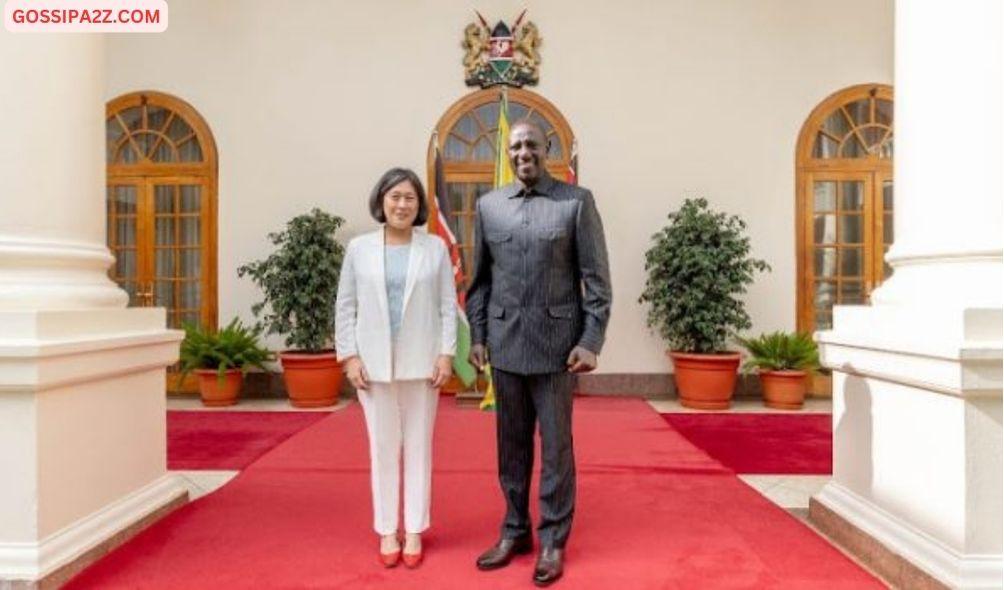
462, 23, 489, 74
513, 21, 541, 71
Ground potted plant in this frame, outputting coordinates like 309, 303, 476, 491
639, 198, 770, 409
179, 318, 273, 407
237, 208, 346, 407
738, 331, 820, 410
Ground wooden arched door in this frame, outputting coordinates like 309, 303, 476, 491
106, 91, 218, 332
107, 91, 218, 392
428, 87, 575, 289
796, 84, 894, 333
796, 84, 894, 395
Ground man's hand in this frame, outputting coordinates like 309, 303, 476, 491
469, 344, 488, 370
344, 356, 369, 391
566, 346, 597, 373
431, 355, 453, 388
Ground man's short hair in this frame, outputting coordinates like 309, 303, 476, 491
510, 117, 548, 143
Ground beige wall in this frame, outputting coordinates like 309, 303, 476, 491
106, 0, 893, 374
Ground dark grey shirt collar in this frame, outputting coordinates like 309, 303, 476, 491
505, 171, 557, 199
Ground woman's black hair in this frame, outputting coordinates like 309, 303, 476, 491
368, 167, 428, 226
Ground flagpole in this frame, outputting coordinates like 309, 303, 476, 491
572, 137, 578, 179
427, 130, 439, 233
567, 137, 579, 185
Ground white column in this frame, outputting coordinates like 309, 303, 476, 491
814, 2, 1002, 589
0, 35, 127, 309
0, 34, 185, 584
870, 0, 1003, 311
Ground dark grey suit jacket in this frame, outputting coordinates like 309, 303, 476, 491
466, 173, 612, 375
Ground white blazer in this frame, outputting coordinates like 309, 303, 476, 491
335, 229, 457, 383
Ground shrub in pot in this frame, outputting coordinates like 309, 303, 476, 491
237, 208, 346, 407
639, 198, 770, 409
179, 318, 273, 407
738, 331, 820, 410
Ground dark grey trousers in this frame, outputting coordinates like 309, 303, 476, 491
493, 368, 576, 548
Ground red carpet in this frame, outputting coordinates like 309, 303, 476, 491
167, 411, 329, 470
661, 413, 832, 474
68, 398, 876, 589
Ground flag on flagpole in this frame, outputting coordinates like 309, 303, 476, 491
494, 88, 515, 189
428, 133, 477, 388
453, 312, 477, 387
480, 88, 515, 411
479, 362, 496, 411
566, 138, 578, 185
430, 138, 465, 297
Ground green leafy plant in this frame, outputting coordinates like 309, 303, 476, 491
179, 318, 274, 381
237, 208, 345, 352
738, 331, 820, 372
639, 198, 770, 353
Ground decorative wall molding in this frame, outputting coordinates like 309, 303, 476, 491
813, 482, 1002, 589
0, 234, 127, 311
818, 307, 1002, 400
0, 332, 183, 394
0, 235, 127, 309
885, 248, 1003, 267
0, 475, 188, 581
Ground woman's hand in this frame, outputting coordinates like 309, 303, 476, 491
344, 356, 369, 391
430, 355, 453, 389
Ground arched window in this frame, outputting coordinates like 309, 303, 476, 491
796, 84, 894, 334
106, 91, 218, 338
428, 88, 575, 288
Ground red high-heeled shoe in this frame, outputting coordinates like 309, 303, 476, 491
402, 548, 423, 568
379, 537, 401, 568
402, 533, 423, 568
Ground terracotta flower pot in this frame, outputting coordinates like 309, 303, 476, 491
669, 351, 741, 410
759, 370, 808, 410
195, 369, 243, 407
279, 351, 342, 408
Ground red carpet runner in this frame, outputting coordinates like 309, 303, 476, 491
68, 398, 878, 589
661, 413, 832, 474
167, 410, 329, 470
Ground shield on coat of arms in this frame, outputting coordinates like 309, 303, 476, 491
488, 21, 514, 76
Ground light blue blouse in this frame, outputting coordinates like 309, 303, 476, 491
384, 244, 411, 338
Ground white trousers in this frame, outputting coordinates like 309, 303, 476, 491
357, 379, 438, 535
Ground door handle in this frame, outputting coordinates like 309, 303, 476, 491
137, 281, 154, 307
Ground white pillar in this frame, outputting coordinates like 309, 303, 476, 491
0, 35, 126, 309
0, 34, 185, 585
814, 2, 1002, 588
870, 1, 1002, 311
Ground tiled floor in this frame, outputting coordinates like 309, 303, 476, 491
174, 470, 240, 500
737, 475, 830, 517
648, 397, 833, 414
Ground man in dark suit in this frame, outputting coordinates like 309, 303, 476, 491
467, 119, 612, 587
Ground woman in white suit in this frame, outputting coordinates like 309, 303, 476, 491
335, 168, 456, 569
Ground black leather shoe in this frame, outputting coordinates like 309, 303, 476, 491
475, 534, 533, 570
532, 547, 564, 587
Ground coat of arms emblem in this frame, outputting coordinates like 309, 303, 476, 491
463, 11, 541, 88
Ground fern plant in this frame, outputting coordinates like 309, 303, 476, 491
639, 198, 770, 353
237, 208, 345, 352
737, 331, 820, 372
179, 318, 274, 381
